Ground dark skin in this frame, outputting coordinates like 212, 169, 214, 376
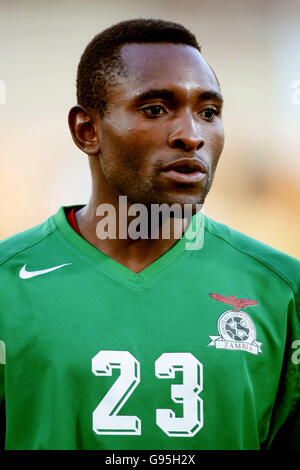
68, 43, 224, 273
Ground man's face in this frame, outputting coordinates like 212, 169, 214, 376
93, 43, 224, 210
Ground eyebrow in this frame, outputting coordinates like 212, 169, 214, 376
132, 88, 224, 105
199, 90, 224, 105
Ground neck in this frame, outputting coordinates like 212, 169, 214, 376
76, 156, 198, 273
75, 195, 191, 274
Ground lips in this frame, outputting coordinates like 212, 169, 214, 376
162, 158, 207, 184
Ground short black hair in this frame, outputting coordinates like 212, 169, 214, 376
76, 18, 201, 117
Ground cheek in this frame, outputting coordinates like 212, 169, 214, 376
206, 124, 225, 162
99, 128, 147, 178
102, 122, 163, 172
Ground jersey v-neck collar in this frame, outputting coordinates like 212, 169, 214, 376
53, 205, 205, 285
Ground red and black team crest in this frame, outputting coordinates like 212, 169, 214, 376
208, 293, 263, 355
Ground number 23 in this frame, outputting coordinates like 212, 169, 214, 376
92, 351, 203, 437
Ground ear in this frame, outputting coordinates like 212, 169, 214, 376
68, 105, 100, 156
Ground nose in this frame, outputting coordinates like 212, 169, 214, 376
167, 110, 204, 151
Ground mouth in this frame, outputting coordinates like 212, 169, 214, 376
161, 158, 207, 184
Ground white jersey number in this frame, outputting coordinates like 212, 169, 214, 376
92, 350, 141, 435
155, 352, 203, 436
92, 351, 203, 437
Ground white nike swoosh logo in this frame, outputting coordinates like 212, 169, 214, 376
19, 263, 72, 279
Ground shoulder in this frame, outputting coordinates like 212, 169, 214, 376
204, 216, 300, 296
0, 216, 57, 267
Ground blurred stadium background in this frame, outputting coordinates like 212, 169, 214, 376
0, 0, 299, 258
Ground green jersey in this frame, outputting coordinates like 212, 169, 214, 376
0, 206, 299, 450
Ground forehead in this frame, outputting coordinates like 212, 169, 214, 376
118, 43, 219, 96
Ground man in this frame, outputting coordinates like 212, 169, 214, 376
0, 18, 299, 450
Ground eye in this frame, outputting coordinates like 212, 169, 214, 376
141, 105, 167, 117
200, 108, 218, 121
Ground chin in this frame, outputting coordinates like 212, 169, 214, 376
151, 197, 206, 218
125, 185, 209, 216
